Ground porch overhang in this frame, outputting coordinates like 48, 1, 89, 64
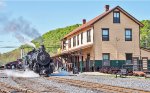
52, 43, 93, 58
63, 43, 93, 53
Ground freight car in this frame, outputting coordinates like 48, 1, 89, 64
5, 59, 23, 69
24, 45, 54, 76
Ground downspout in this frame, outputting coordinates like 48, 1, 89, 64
139, 25, 142, 71
116, 37, 119, 67
92, 25, 95, 71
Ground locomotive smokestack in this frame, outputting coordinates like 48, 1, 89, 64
40, 45, 45, 51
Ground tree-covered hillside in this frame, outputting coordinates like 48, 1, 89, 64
0, 24, 81, 64
40, 24, 81, 54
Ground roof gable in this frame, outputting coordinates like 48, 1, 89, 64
116, 6, 143, 27
64, 6, 144, 39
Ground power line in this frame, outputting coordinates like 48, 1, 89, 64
0, 46, 19, 48
0, 45, 60, 48
0, 41, 20, 43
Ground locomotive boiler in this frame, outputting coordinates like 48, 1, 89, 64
24, 45, 54, 76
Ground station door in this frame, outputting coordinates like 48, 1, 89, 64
132, 57, 139, 71
142, 57, 148, 71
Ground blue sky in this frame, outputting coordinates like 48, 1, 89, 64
0, 0, 150, 53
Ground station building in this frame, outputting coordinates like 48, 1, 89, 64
53, 5, 150, 72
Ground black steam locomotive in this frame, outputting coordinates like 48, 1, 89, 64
24, 45, 54, 76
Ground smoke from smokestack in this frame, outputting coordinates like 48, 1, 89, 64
0, 14, 43, 47
15, 35, 36, 48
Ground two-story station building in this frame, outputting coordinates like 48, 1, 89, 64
53, 5, 150, 72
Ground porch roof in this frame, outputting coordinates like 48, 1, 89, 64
52, 43, 93, 58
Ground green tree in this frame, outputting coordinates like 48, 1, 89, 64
140, 20, 150, 48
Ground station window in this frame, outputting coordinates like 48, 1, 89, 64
113, 11, 120, 23
102, 53, 110, 66
102, 28, 109, 41
103, 53, 110, 60
81, 32, 83, 44
73, 36, 76, 47
77, 34, 79, 45
68, 38, 71, 48
125, 29, 132, 41
87, 29, 91, 42
126, 53, 132, 64
63, 40, 66, 49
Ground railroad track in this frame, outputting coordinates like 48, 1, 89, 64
0, 81, 34, 93
47, 77, 150, 93
12, 77, 65, 93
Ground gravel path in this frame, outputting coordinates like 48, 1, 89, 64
58, 73, 150, 92
0, 70, 103, 93
33, 77, 102, 93
1, 70, 150, 92
0, 77, 19, 87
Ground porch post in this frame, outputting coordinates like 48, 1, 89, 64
80, 49, 83, 73
74, 55, 75, 67
80, 57, 82, 73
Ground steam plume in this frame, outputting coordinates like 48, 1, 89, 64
3, 69, 39, 77
15, 34, 36, 48
0, 15, 43, 47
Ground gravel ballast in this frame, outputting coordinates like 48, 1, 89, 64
0, 70, 103, 93
1, 70, 150, 92
59, 73, 150, 91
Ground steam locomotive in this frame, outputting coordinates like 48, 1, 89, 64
24, 45, 54, 76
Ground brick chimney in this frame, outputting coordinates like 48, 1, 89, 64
83, 19, 86, 24
105, 5, 109, 12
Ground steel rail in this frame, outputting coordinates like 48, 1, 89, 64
47, 77, 150, 93
0, 82, 34, 93
12, 77, 65, 93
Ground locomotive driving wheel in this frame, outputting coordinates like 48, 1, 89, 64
29, 61, 34, 70
33, 63, 40, 73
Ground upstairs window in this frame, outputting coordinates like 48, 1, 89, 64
73, 36, 76, 47
68, 38, 71, 48
81, 32, 83, 44
102, 28, 109, 41
113, 11, 120, 23
62, 40, 66, 49
125, 29, 132, 41
87, 29, 91, 42
77, 34, 79, 45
